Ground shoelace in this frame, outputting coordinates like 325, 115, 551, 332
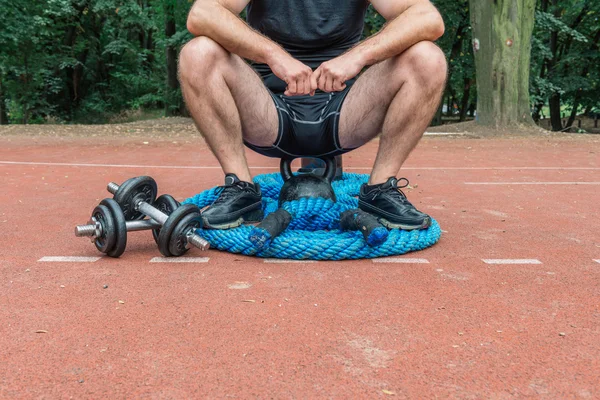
213, 184, 243, 204
372, 178, 411, 201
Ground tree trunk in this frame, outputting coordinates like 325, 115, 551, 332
22, 53, 29, 124
165, 1, 181, 117
545, 1, 564, 131
548, 94, 562, 131
445, 21, 467, 92
469, 103, 476, 118
459, 78, 473, 122
469, 0, 536, 127
566, 93, 581, 130
145, 29, 155, 68
0, 77, 8, 125
431, 102, 444, 126
565, 30, 599, 129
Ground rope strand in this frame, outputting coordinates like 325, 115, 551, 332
183, 173, 441, 260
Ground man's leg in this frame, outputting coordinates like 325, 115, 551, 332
338, 41, 448, 184
179, 37, 278, 228
179, 36, 279, 183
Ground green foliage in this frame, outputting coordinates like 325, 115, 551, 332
0, 0, 192, 123
0, 0, 597, 125
530, 0, 600, 125
363, 5, 386, 37
535, 11, 589, 43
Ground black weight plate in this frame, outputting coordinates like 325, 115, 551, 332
157, 204, 200, 257
91, 204, 116, 254
168, 212, 203, 257
101, 198, 128, 258
152, 194, 181, 245
114, 176, 158, 221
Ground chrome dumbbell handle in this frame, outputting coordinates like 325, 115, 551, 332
107, 181, 209, 251
74, 223, 98, 238
75, 219, 162, 238
106, 182, 120, 195
138, 202, 168, 225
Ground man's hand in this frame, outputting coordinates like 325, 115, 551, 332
269, 53, 316, 96
312, 51, 366, 93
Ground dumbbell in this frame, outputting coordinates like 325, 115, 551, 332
106, 177, 210, 256
339, 209, 389, 247
74, 195, 182, 258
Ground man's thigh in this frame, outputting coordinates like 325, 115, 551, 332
337, 58, 402, 149
224, 56, 278, 146
191, 40, 279, 147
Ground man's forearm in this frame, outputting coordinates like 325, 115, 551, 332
351, 4, 445, 67
187, 2, 284, 65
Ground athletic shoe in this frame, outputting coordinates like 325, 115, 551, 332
201, 174, 263, 229
358, 177, 431, 230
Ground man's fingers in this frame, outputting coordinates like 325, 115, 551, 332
287, 78, 297, 95
305, 76, 313, 95
301, 74, 310, 95
295, 77, 304, 95
325, 76, 333, 93
318, 73, 327, 92
311, 69, 320, 94
333, 80, 346, 92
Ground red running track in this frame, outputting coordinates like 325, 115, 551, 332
1, 134, 599, 398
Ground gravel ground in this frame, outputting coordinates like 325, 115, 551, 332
1, 117, 598, 143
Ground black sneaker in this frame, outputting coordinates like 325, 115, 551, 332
201, 174, 263, 229
358, 177, 431, 230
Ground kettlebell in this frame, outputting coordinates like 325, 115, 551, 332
278, 156, 337, 206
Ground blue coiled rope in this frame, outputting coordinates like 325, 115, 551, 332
183, 173, 441, 260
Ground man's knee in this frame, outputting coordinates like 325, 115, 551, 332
397, 41, 448, 90
179, 36, 229, 83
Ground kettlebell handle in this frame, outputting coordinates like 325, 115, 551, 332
280, 157, 337, 183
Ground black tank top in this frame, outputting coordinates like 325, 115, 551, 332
247, 0, 369, 88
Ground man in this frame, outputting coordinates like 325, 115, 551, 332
180, 0, 447, 230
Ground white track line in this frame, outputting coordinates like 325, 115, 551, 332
150, 257, 210, 263
38, 256, 101, 263
482, 259, 542, 265
373, 258, 430, 264
424, 132, 466, 136
263, 259, 318, 263
0, 161, 270, 170
594, 260, 600, 264
1, 161, 599, 171
465, 182, 600, 185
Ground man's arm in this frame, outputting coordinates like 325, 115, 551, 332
354, 0, 444, 65
312, 0, 445, 92
187, 0, 314, 96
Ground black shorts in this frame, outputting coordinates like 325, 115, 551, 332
244, 81, 357, 159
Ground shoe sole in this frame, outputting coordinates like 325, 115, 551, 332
359, 200, 431, 231
202, 209, 264, 230
378, 217, 431, 231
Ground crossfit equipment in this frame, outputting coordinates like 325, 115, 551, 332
250, 156, 337, 247
76, 195, 182, 251
108, 176, 158, 221
155, 204, 204, 257
151, 194, 181, 244
106, 178, 209, 254
184, 172, 441, 260
75, 198, 134, 258
76, 178, 209, 257
279, 156, 337, 205
108, 178, 183, 244
339, 209, 388, 247
300, 155, 343, 180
